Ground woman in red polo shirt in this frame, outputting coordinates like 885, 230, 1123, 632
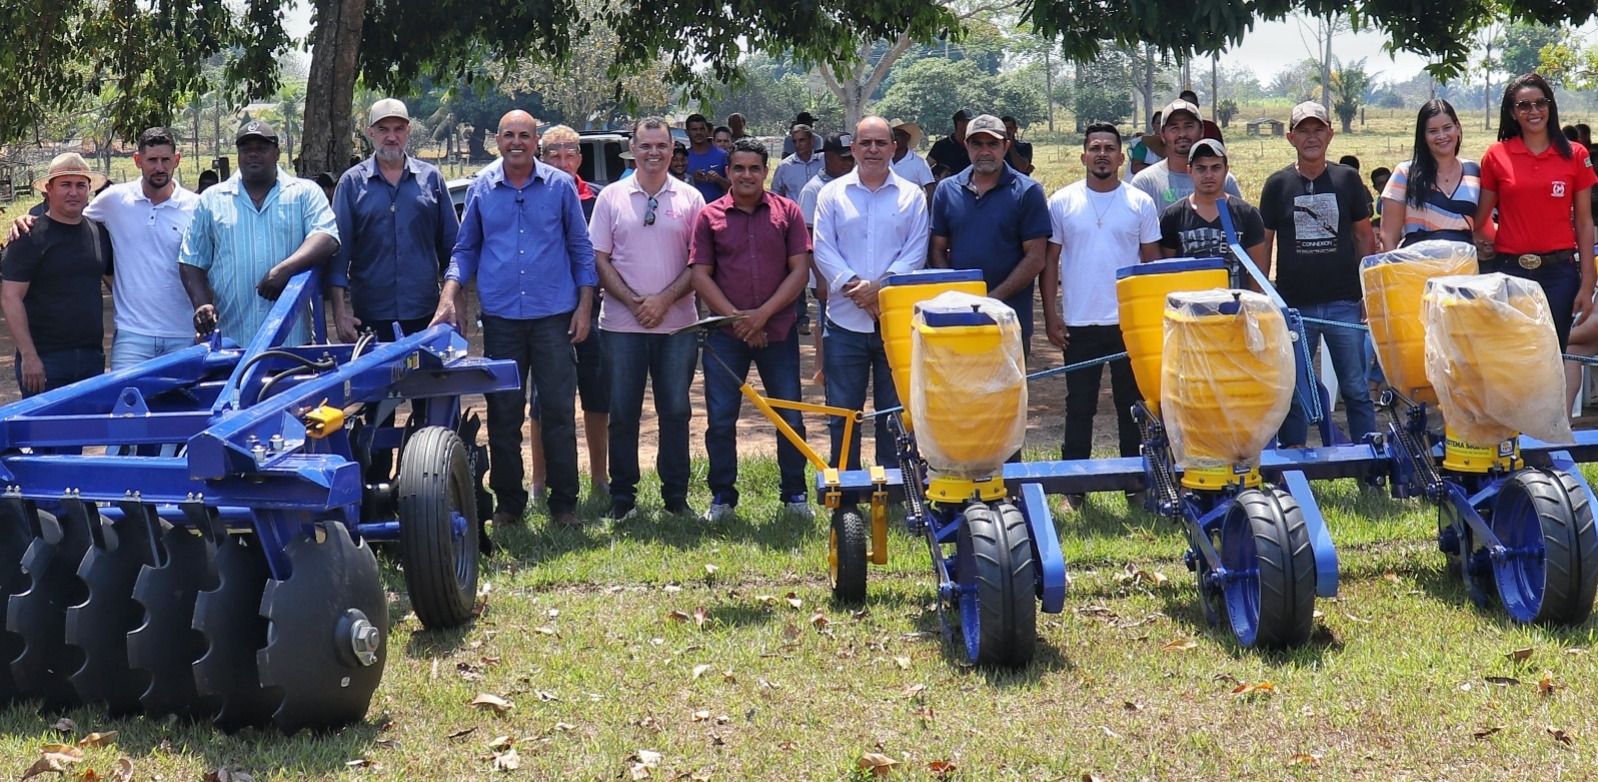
1475, 72, 1598, 352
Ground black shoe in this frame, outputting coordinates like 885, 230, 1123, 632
664, 499, 697, 517
604, 497, 638, 521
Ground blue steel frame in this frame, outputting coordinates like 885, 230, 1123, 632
0, 267, 519, 580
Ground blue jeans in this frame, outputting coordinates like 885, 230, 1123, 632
1279, 300, 1376, 447
482, 313, 580, 515
604, 329, 697, 504
703, 328, 807, 506
16, 348, 103, 397
110, 332, 191, 371
823, 320, 897, 504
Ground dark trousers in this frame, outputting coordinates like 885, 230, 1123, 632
604, 329, 697, 504
15, 348, 103, 398
1061, 325, 1140, 461
823, 320, 897, 504
364, 317, 433, 480
482, 313, 580, 515
704, 328, 807, 506
1482, 256, 1580, 353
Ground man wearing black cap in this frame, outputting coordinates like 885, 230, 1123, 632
1158, 138, 1268, 280
1130, 99, 1243, 213
178, 119, 341, 347
928, 109, 973, 174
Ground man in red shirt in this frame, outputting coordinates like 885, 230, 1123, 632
689, 138, 815, 523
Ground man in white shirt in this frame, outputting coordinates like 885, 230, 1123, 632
1041, 122, 1161, 508
589, 116, 706, 521
812, 117, 928, 499
771, 123, 824, 201
12, 127, 199, 369
1130, 99, 1243, 212
889, 118, 934, 199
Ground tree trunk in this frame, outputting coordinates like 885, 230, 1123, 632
301, 0, 369, 177
468, 126, 490, 161
1321, 30, 1332, 109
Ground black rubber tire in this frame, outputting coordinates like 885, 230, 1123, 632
957, 501, 1037, 668
829, 507, 868, 604
398, 426, 479, 629
1224, 488, 1315, 649
1492, 468, 1598, 625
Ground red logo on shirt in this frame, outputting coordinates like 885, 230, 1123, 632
1553, 181, 1566, 197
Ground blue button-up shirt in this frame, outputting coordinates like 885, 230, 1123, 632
446, 158, 597, 320
178, 168, 339, 345
331, 155, 459, 321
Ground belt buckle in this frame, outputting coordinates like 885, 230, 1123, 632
1518, 253, 1542, 270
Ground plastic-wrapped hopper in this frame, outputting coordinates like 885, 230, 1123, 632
908, 291, 1027, 479
1422, 273, 1572, 447
1161, 289, 1295, 469
1359, 239, 1478, 404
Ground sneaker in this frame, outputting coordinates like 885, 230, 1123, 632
603, 497, 638, 521
664, 499, 697, 517
783, 496, 814, 521
701, 501, 736, 523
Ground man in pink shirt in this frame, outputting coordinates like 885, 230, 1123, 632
590, 116, 706, 521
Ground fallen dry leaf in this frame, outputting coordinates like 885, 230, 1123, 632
1383, 571, 1400, 583
927, 759, 958, 776
1547, 727, 1575, 746
448, 727, 477, 740
39, 745, 84, 762
1286, 753, 1320, 765
693, 606, 709, 629
469, 693, 514, 713
777, 740, 797, 751
1232, 681, 1277, 696
555, 722, 576, 731
1505, 647, 1534, 662
785, 592, 803, 610
494, 748, 520, 771
535, 689, 561, 702
666, 610, 691, 623
1473, 725, 1504, 739
1082, 776, 1103, 782
809, 612, 829, 628
627, 749, 663, 780
1163, 639, 1198, 652
704, 564, 719, 575
903, 683, 928, 698
1540, 671, 1565, 697
49, 719, 75, 733
692, 664, 711, 680
1485, 676, 1521, 687
487, 735, 514, 751
689, 771, 713, 782
721, 670, 737, 683
1122, 700, 1143, 711
893, 656, 911, 670
344, 759, 373, 769
782, 624, 801, 642
533, 625, 557, 636
109, 758, 134, 782
692, 710, 711, 722
858, 752, 900, 776
755, 595, 778, 605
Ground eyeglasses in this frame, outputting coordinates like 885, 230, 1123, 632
1515, 98, 1551, 114
644, 196, 658, 227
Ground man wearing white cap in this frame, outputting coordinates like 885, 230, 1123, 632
1130, 98, 1243, 213
888, 119, 934, 198
1, 153, 115, 395
330, 98, 460, 344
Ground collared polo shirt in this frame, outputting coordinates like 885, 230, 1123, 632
445, 158, 597, 321
589, 174, 704, 334
929, 164, 1051, 324
178, 169, 339, 345
85, 179, 199, 338
689, 191, 811, 341
1480, 137, 1597, 254
798, 171, 836, 228
812, 169, 929, 333
770, 152, 823, 201
331, 155, 460, 321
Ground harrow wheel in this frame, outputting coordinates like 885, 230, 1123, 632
828, 507, 868, 604
192, 534, 277, 732
0, 500, 40, 703
65, 502, 161, 714
129, 524, 217, 719
1219, 488, 1315, 649
956, 501, 1036, 668
258, 521, 387, 735
1490, 468, 1598, 625
8, 501, 94, 712
398, 426, 479, 629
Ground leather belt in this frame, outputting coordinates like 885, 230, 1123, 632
1514, 250, 1576, 270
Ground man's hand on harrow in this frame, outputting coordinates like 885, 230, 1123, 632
192, 304, 218, 340
256, 265, 291, 301
335, 312, 362, 343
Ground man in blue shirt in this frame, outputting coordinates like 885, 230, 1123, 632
683, 113, 729, 203
331, 98, 460, 342
928, 114, 1051, 353
432, 110, 598, 529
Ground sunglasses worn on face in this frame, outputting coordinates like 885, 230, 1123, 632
1515, 98, 1551, 114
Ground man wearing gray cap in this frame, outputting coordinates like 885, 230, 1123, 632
1157, 138, 1269, 281
1131, 98, 1243, 213
1258, 100, 1375, 447
329, 98, 460, 344
179, 119, 341, 347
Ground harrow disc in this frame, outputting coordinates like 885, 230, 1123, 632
0, 500, 41, 704
192, 534, 277, 732
8, 500, 94, 712
130, 524, 217, 719
258, 521, 387, 734
66, 503, 160, 714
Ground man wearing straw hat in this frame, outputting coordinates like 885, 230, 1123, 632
889, 118, 934, 198
1, 153, 114, 395
178, 119, 340, 347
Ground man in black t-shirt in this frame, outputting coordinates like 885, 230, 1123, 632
1159, 139, 1268, 283
928, 109, 973, 175
1257, 101, 1376, 447
1, 153, 114, 396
